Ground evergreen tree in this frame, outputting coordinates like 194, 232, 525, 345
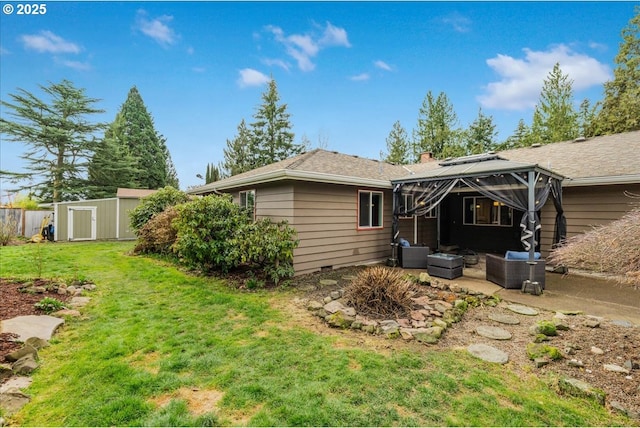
381, 120, 411, 164
223, 119, 254, 176
107, 86, 173, 189
161, 137, 179, 188
250, 79, 303, 167
532, 63, 578, 143
86, 120, 141, 199
577, 99, 599, 138
465, 108, 497, 154
596, 6, 640, 134
413, 91, 462, 160
0, 80, 104, 202
204, 162, 222, 184
498, 119, 531, 150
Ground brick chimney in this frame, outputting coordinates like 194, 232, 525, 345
420, 152, 435, 163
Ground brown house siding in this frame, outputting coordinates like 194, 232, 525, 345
540, 183, 640, 257
290, 182, 392, 276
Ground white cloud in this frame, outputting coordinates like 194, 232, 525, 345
441, 12, 472, 33
350, 73, 370, 82
20, 30, 81, 54
135, 9, 177, 47
478, 44, 611, 111
56, 58, 91, 71
588, 41, 608, 52
263, 58, 290, 72
264, 22, 350, 72
319, 22, 351, 48
237, 68, 270, 88
374, 60, 392, 71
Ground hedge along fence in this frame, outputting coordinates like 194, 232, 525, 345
135, 194, 298, 286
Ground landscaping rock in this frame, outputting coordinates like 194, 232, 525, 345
0, 365, 12, 382
323, 300, 346, 314
307, 300, 324, 311
1, 315, 64, 341
5, 345, 38, 363
418, 272, 431, 284
534, 358, 549, 368
476, 325, 512, 340
558, 377, 605, 405
526, 343, 563, 361
0, 387, 31, 417
12, 355, 39, 375
0, 376, 32, 393
584, 319, 601, 328
611, 320, 635, 328
379, 320, 400, 337
319, 279, 338, 287
467, 344, 509, 364
603, 364, 630, 374
53, 309, 81, 317
505, 304, 538, 316
529, 320, 558, 336
25, 337, 49, 350
325, 311, 355, 329
610, 400, 640, 420
590, 346, 604, 355
567, 359, 585, 368
329, 290, 342, 300
488, 313, 520, 325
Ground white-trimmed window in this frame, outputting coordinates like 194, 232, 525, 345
463, 196, 513, 226
239, 189, 256, 219
358, 190, 383, 229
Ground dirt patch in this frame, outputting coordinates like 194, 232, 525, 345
1, 278, 73, 363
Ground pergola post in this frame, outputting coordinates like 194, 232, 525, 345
524, 170, 541, 294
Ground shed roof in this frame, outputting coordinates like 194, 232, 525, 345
116, 188, 158, 198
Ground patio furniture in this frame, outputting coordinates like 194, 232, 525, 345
485, 253, 546, 289
427, 253, 464, 279
398, 245, 430, 269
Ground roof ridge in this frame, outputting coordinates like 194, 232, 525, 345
285, 148, 321, 170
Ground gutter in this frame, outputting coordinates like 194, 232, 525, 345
564, 174, 640, 187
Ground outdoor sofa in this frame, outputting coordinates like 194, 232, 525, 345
485, 252, 546, 289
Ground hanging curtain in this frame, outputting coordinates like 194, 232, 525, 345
395, 178, 460, 217
550, 178, 567, 247
461, 173, 553, 251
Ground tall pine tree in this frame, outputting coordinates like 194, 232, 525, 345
413, 91, 462, 160
532, 63, 578, 144
381, 120, 411, 164
465, 108, 497, 154
250, 79, 303, 168
596, 6, 640, 134
223, 119, 254, 176
95, 86, 177, 190
0, 80, 104, 202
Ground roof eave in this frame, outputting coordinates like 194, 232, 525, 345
564, 174, 640, 187
188, 169, 392, 194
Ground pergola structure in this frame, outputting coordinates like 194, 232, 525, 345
391, 153, 566, 284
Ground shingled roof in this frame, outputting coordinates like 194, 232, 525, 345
189, 149, 437, 194
499, 130, 640, 186
189, 131, 639, 194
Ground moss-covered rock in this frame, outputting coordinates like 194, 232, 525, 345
527, 343, 563, 360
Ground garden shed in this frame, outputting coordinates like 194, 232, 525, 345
52, 188, 156, 241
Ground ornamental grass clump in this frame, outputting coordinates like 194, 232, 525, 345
344, 266, 419, 319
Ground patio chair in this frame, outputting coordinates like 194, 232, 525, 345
485, 252, 546, 289
398, 244, 430, 269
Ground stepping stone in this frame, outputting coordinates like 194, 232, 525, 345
488, 313, 520, 325
505, 304, 539, 316
476, 325, 512, 340
0, 315, 64, 341
319, 279, 338, 287
467, 344, 509, 364
611, 320, 634, 328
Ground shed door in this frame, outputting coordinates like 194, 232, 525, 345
68, 207, 97, 241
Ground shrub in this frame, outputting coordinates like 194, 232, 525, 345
234, 218, 298, 286
35, 297, 65, 314
0, 214, 19, 246
173, 194, 249, 273
549, 206, 640, 286
343, 266, 419, 318
133, 206, 179, 255
129, 186, 189, 234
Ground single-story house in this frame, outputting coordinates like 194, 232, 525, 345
189, 130, 640, 276
53, 188, 157, 241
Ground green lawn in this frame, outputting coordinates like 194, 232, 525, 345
0, 242, 629, 426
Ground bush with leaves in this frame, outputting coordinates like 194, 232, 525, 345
173, 194, 248, 273
129, 186, 189, 234
234, 218, 298, 285
133, 206, 179, 255
35, 297, 65, 314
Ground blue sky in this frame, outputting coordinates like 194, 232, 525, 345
0, 1, 636, 193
